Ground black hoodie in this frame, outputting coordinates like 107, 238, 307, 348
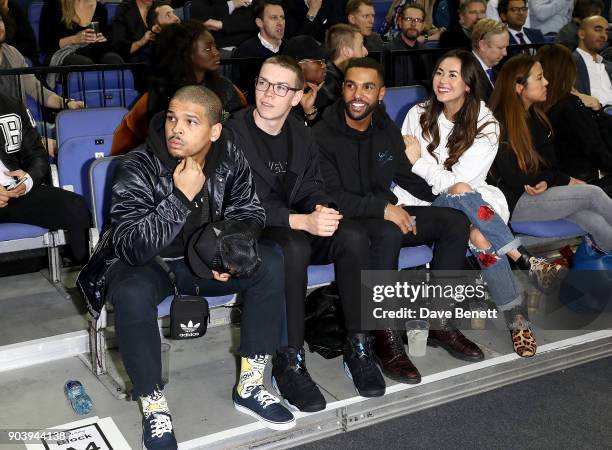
312, 99, 436, 219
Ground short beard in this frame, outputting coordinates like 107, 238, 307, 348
344, 101, 377, 121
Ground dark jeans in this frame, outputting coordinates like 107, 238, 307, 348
106, 245, 285, 399
262, 220, 373, 343
63, 51, 124, 66
0, 185, 91, 262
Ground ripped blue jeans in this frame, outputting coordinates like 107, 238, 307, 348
432, 191, 523, 310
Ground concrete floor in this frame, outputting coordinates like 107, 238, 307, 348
0, 256, 611, 449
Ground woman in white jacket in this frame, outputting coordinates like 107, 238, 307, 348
397, 49, 565, 357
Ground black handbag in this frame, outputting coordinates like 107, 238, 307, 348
155, 257, 210, 340
304, 283, 346, 359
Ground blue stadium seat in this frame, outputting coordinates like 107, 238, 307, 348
56, 107, 127, 149
183, 1, 192, 20
605, 106, 612, 116
383, 85, 427, 126
175, 6, 184, 20
59, 70, 135, 97
306, 245, 433, 286
424, 41, 440, 49
73, 88, 140, 108
104, 2, 121, 24
510, 219, 586, 238
28, 2, 43, 52
58, 135, 114, 207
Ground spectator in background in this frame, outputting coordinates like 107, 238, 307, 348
233, 0, 285, 101
111, 0, 155, 63
498, 0, 545, 54
487, 0, 532, 28
439, 0, 486, 48
379, 0, 448, 39
555, 0, 603, 50
0, 14, 83, 117
0, 0, 37, 62
384, 2, 436, 87
323, 24, 368, 105
489, 55, 612, 255
111, 21, 246, 155
0, 93, 90, 263
191, 0, 257, 50
471, 19, 509, 101
537, 44, 612, 197
39, 0, 123, 66
146, 1, 181, 34
282, 35, 332, 123
346, 0, 384, 52
529, 0, 572, 35
282, 0, 338, 41
573, 15, 612, 106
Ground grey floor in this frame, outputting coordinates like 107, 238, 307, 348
297, 356, 612, 450
0, 251, 611, 449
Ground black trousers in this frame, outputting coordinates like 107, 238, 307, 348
262, 207, 470, 348
105, 244, 285, 399
0, 185, 91, 262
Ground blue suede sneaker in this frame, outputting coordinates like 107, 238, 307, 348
232, 385, 296, 430
141, 390, 177, 450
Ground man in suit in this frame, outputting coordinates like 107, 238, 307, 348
498, 0, 545, 55
233, 0, 285, 101
573, 15, 612, 106
439, 0, 486, 48
471, 19, 509, 101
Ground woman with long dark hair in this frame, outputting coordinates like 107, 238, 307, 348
535, 44, 612, 198
398, 49, 566, 357
111, 20, 246, 154
488, 55, 612, 253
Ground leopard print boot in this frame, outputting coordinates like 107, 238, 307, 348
504, 307, 537, 358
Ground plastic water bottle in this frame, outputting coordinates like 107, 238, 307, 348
64, 380, 93, 415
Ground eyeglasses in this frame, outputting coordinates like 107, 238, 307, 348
401, 16, 424, 23
508, 6, 529, 12
254, 77, 301, 97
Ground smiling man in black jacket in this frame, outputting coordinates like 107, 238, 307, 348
313, 58, 485, 373
78, 86, 294, 450
227, 55, 409, 410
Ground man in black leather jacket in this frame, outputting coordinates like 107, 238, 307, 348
77, 86, 294, 449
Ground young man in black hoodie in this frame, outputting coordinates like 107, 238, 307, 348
227, 55, 414, 411
313, 57, 485, 372
0, 92, 90, 262
77, 86, 295, 449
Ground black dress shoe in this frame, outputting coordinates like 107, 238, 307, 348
373, 329, 421, 384
428, 319, 484, 362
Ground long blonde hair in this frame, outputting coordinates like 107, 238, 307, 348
61, 0, 95, 29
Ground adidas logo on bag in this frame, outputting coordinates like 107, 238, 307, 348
179, 320, 201, 337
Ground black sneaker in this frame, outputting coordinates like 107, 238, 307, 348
232, 385, 296, 430
343, 333, 385, 397
272, 347, 326, 412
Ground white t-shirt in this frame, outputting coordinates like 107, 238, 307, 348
394, 101, 511, 223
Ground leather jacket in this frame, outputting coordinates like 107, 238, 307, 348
77, 112, 264, 319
